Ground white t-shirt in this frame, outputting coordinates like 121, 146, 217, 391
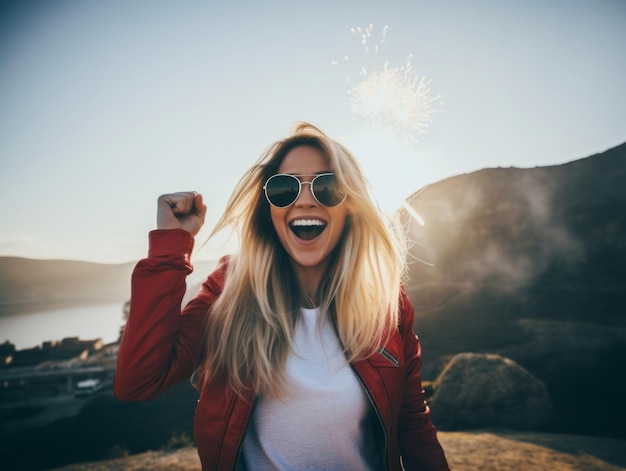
238, 307, 378, 470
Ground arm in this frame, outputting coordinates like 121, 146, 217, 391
114, 191, 214, 401
114, 229, 226, 401
398, 290, 450, 470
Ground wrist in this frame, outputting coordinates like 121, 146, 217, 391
148, 229, 195, 260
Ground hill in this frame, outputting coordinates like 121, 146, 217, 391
0, 258, 135, 315
402, 142, 626, 438
0, 257, 218, 316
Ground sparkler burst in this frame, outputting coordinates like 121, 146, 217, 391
332, 24, 441, 254
349, 57, 439, 142
336, 24, 441, 144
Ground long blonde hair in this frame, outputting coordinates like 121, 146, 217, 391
201, 122, 407, 397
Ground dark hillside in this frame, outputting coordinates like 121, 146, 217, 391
403, 142, 626, 438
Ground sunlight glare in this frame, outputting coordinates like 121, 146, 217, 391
347, 129, 424, 224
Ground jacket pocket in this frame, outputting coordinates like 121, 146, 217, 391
370, 346, 400, 367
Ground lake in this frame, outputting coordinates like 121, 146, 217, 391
0, 302, 125, 350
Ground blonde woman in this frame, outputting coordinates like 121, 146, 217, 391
114, 123, 449, 470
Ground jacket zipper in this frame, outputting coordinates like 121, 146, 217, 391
233, 396, 257, 470
378, 346, 400, 367
351, 365, 389, 471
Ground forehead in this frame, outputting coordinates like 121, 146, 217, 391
278, 145, 332, 174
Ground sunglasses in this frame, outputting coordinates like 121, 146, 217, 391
263, 173, 347, 208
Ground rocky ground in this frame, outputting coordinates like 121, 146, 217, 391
52, 429, 626, 471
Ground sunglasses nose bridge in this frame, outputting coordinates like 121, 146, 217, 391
295, 180, 317, 205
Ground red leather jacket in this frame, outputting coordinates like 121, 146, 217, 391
114, 229, 449, 470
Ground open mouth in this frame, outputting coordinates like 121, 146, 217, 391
289, 219, 327, 241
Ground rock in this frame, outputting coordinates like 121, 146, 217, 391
430, 352, 552, 430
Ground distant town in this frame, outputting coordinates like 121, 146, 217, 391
0, 333, 119, 404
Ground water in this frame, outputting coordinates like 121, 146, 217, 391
0, 302, 125, 350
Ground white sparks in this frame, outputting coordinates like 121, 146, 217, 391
349, 57, 440, 142
343, 25, 441, 144
334, 24, 441, 245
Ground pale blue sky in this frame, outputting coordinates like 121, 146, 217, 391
1, 0, 625, 263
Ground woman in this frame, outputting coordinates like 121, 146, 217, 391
114, 123, 449, 470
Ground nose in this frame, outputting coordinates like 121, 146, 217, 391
295, 181, 317, 206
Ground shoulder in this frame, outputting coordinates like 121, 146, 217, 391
398, 286, 415, 327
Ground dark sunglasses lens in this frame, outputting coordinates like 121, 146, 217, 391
265, 175, 299, 207
312, 174, 345, 207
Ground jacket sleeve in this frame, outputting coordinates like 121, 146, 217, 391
398, 290, 450, 470
113, 229, 227, 402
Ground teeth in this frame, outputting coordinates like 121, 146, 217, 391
290, 219, 325, 227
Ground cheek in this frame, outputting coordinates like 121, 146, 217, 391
329, 211, 351, 243
334, 206, 351, 228
269, 207, 287, 236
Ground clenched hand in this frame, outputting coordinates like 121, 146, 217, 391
156, 191, 207, 237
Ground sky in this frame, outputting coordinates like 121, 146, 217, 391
1, 0, 625, 264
